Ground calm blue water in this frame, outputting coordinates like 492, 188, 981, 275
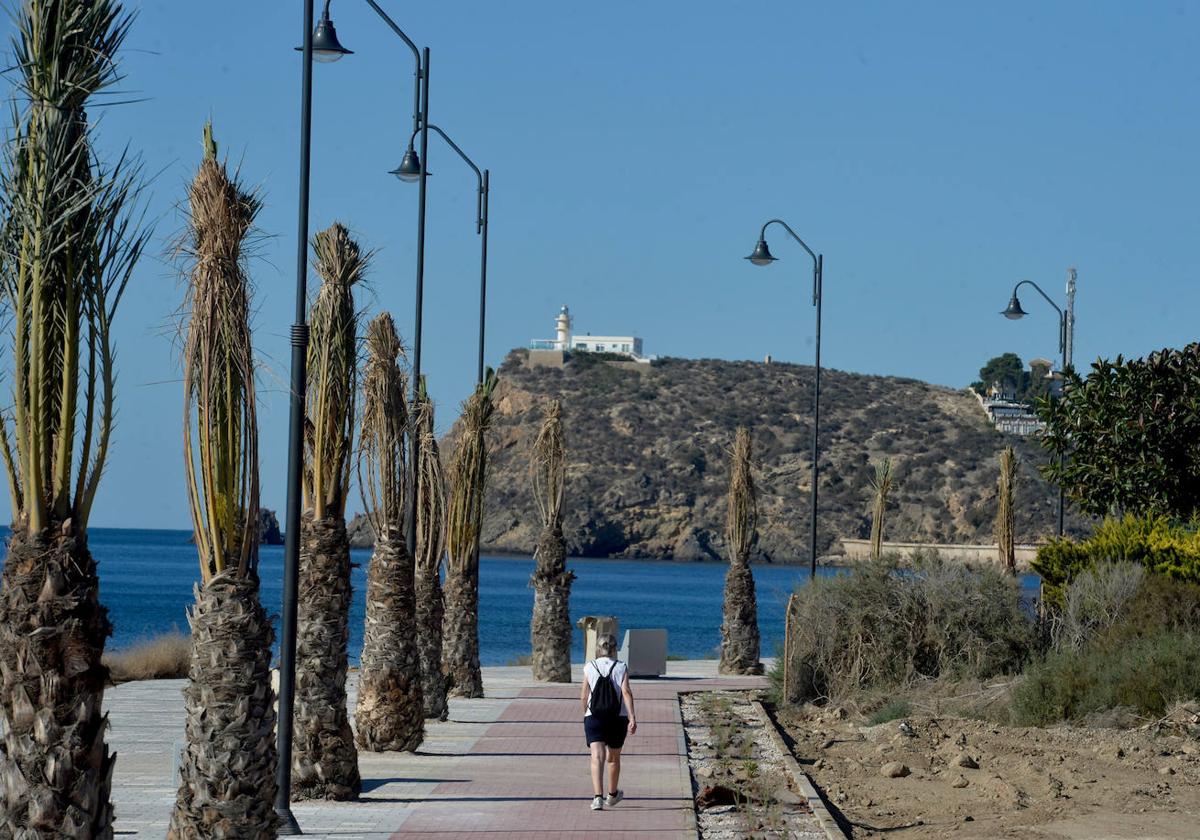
0, 528, 1041, 666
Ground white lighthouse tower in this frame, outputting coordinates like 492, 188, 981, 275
555, 305, 572, 351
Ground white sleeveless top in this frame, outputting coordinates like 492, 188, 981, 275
583, 657, 628, 717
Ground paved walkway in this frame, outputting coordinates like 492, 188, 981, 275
106, 661, 776, 838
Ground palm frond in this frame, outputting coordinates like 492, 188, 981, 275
304, 222, 367, 520
530, 399, 565, 528
725, 427, 757, 564
414, 377, 447, 576
357, 311, 407, 538
179, 122, 260, 584
446, 369, 498, 572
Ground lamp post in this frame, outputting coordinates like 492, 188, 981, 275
280, 2, 428, 832
1000, 276, 1074, 537
394, 124, 490, 384
744, 220, 824, 579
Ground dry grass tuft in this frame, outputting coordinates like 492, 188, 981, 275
104, 632, 192, 683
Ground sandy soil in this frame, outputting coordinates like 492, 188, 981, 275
777, 703, 1200, 839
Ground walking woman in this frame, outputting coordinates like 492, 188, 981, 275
581, 633, 637, 811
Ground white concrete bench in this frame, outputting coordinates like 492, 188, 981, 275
619, 629, 667, 677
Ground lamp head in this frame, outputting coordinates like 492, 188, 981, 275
1001, 294, 1028, 320
389, 147, 424, 182
300, 7, 353, 62
745, 238, 777, 266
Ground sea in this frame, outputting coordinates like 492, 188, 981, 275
0, 527, 1042, 666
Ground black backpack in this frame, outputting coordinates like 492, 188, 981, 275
589, 660, 621, 719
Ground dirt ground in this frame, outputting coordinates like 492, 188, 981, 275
777, 703, 1200, 839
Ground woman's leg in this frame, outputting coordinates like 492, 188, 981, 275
606, 747, 621, 794
590, 742, 607, 796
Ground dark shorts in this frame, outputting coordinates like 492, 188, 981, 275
584, 714, 629, 749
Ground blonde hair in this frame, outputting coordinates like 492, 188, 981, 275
596, 633, 618, 657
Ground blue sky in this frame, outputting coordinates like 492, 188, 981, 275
2, 1, 1198, 528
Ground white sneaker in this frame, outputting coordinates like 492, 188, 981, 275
591, 796, 603, 811
606, 790, 624, 807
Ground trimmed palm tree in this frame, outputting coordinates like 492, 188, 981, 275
293, 222, 363, 801
997, 446, 1017, 574
443, 369, 499, 699
413, 380, 450, 720
868, 457, 895, 561
719, 427, 763, 675
168, 124, 278, 839
529, 400, 574, 682
0, 2, 145, 834
354, 313, 424, 752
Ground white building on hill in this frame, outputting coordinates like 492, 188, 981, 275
530, 305, 647, 361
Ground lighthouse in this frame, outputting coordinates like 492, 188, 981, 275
555, 305, 572, 350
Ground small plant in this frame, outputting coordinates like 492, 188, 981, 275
1052, 562, 1144, 652
868, 698, 912, 725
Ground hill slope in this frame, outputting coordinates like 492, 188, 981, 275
466, 350, 1080, 564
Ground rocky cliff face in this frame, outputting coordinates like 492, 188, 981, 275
455, 350, 1081, 564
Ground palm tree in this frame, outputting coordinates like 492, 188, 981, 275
354, 313, 423, 751
413, 380, 449, 720
868, 458, 895, 561
168, 124, 278, 839
719, 427, 762, 675
997, 446, 1017, 574
0, 2, 145, 834
529, 400, 574, 682
293, 222, 363, 801
443, 370, 499, 699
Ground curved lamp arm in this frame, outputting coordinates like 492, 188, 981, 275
409, 123, 485, 232
1012, 279, 1066, 355
760, 218, 820, 305
361, 0, 423, 135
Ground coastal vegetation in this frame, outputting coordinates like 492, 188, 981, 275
0, 1, 145, 834
102, 633, 191, 684
529, 399, 574, 682
413, 381, 450, 719
293, 222, 364, 800
719, 427, 762, 675
354, 314, 423, 751
1039, 342, 1200, 520
169, 123, 278, 838
443, 370, 498, 698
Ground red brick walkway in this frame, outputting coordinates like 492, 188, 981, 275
391, 676, 765, 838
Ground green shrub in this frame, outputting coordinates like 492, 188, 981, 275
785, 553, 1034, 702
1011, 631, 1200, 725
1011, 575, 1200, 725
1034, 514, 1200, 607
868, 698, 912, 725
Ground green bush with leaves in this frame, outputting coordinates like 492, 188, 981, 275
1039, 343, 1200, 520
1034, 514, 1200, 607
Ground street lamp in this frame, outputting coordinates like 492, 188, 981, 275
395, 123, 490, 384
280, 1, 430, 832
999, 276, 1075, 538
744, 220, 824, 579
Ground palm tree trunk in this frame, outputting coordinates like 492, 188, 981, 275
292, 513, 360, 800
719, 559, 763, 676
355, 530, 423, 752
0, 529, 114, 838
442, 563, 483, 699
530, 526, 574, 683
169, 572, 277, 839
415, 563, 448, 720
